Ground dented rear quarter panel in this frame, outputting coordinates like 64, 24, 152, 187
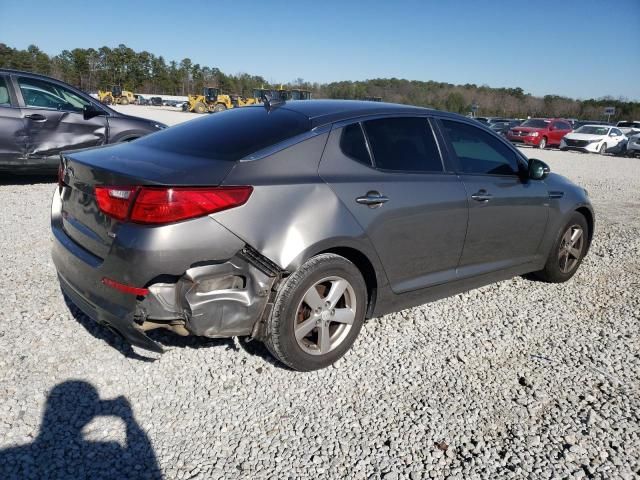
212, 132, 390, 289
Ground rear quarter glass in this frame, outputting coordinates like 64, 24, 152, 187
134, 106, 312, 161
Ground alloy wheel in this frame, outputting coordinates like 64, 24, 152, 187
294, 276, 356, 355
558, 225, 584, 274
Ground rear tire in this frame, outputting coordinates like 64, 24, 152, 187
213, 103, 227, 113
264, 254, 367, 371
120, 98, 129, 105
532, 212, 589, 283
538, 137, 547, 149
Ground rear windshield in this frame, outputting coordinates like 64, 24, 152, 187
136, 106, 312, 161
520, 119, 549, 128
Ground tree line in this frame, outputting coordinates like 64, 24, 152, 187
1, 43, 638, 120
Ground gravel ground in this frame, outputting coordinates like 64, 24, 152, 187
0, 137, 638, 479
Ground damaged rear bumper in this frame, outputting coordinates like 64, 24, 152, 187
51, 187, 280, 353
138, 250, 279, 339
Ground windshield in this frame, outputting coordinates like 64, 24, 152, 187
520, 119, 549, 128
575, 126, 609, 135
617, 121, 640, 128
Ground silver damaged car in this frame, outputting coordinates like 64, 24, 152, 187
52, 100, 594, 370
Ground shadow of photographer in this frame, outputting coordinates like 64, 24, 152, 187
0, 380, 161, 479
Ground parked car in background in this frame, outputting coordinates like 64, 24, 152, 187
572, 120, 612, 130
474, 117, 512, 126
560, 125, 627, 154
149, 96, 163, 106
52, 100, 594, 370
489, 119, 522, 136
507, 118, 572, 149
134, 94, 149, 105
615, 120, 640, 137
0, 69, 167, 173
626, 132, 640, 157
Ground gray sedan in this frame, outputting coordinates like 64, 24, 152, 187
0, 69, 166, 173
51, 100, 594, 370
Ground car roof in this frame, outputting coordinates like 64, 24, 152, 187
251, 99, 440, 128
579, 124, 610, 128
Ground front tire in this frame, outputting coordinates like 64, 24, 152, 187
533, 212, 589, 283
264, 254, 367, 371
599, 142, 607, 154
538, 137, 547, 149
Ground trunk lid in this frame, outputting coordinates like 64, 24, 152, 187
59, 142, 236, 258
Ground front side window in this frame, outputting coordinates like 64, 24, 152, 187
18, 77, 91, 112
362, 117, 443, 172
340, 123, 371, 166
441, 119, 521, 176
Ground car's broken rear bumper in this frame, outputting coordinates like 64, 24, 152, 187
51, 187, 280, 353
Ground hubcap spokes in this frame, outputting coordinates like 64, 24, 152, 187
558, 225, 584, 273
295, 276, 356, 355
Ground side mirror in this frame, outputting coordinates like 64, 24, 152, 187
528, 158, 550, 180
83, 104, 104, 120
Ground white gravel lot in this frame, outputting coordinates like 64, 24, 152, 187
0, 107, 638, 479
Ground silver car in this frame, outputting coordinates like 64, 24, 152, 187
52, 100, 594, 370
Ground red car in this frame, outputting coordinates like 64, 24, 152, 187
507, 118, 572, 149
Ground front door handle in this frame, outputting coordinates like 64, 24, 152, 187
25, 113, 47, 122
471, 190, 492, 202
356, 191, 389, 208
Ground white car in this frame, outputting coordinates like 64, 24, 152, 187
560, 125, 627, 154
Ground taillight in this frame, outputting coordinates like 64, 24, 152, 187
94, 186, 252, 224
95, 186, 137, 221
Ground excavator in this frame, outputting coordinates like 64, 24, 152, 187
97, 85, 136, 105
183, 87, 258, 114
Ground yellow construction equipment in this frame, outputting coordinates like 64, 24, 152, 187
184, 87, 258, 114
97, 85, 136, 105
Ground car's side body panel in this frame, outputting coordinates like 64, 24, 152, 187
318, 123, 469, 294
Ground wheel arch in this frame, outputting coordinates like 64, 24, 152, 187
575, 206, 594, 250
316, 246, 378, 319
283, 238, 387, 320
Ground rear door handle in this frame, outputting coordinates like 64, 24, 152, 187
356, 191, 389, 208
25, 113, 47, 122
471, 190, 492, 202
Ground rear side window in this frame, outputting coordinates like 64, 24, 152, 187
441, 119, 521, 176
362, 117, 443, 172
0, 77, 10, 106
340, 123, 371, 166
136, 106, 312, 161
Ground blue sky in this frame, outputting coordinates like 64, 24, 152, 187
1, 0, 639, 100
